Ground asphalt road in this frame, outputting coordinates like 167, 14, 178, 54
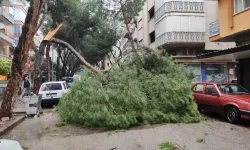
2, 110, 250, 150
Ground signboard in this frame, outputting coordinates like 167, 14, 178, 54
209, 21, 220, 37
0, 75, 7, 81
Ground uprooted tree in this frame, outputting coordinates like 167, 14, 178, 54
0, 0, 44, 118
57, 48, 200, 129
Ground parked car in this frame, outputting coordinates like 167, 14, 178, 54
230, 79, 237, 84
38, 81, 68, 105
0, 139, 23, 150
192, 82, 250, 123
62, 77, 75, 87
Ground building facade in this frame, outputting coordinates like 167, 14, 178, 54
136, 0, 236, 83
198, 0, 250, 91
0, 0, 15, 61
0, 0, 43, 82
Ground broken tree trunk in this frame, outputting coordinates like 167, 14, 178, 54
0, 0, 43, 118
51, 38, 101, 75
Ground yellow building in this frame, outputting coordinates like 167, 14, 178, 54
210, 0, 250, 46
199, 0, 250, 91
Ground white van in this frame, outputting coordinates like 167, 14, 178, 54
38, 81, 68, 105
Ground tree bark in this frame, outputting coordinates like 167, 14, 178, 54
56, 46, 61, 80
33, 41, 47, 95
120, 4, 136, 51
0, 0, 43, 118
51, 38, 101, 75
45, 42, 51, 81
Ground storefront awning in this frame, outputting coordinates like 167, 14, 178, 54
196, 44, 250, 60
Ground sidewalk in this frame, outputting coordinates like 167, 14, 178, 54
0, 97, 25, 114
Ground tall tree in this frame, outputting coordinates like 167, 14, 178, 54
0, 0, 44, 118
41, 0, 122, 78
106, 0, 145, 51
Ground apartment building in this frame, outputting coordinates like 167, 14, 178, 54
0, 0, 15, 60
0, 0, 43, 81
136, 0, 236, 83
197, 0, 250, 91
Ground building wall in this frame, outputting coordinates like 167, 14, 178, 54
204, 0, 218, 41
210, 0, 250, 41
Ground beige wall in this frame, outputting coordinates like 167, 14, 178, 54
137, 0, 155, 46
204, 0, 218, 41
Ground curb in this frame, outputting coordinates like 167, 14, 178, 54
0, 116, 25, 136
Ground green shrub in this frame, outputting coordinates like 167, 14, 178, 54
0, 58, 11, 75
57, 48, 200, 129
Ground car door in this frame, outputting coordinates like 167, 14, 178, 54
192, 84, 205, 104
203, 84, 221, 112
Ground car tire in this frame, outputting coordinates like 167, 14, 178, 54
226, 107, 240, 124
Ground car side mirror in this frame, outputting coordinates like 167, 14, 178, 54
212, 93, 220, 97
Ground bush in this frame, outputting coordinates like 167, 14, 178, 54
0, 58, 11, 75
57, 48, 200, 129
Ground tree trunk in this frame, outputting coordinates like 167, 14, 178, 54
45, 42, 51, 81
56, 46, 61, 80
33, 41, 47, 95
51, 38, 101, 75
0, 0, 43, 118
121, 7, 136, 51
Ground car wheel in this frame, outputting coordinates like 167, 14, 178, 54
226, 107, 240, 124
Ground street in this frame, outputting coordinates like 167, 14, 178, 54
1, 109, 250, 150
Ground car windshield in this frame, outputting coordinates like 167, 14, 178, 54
40, 83, 62, 91
217, 84, 249, 95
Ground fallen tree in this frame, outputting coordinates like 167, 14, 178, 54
57, 48, 200, 129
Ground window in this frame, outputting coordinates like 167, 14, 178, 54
40, 83, 62, 91
148, 7, 155, 20
234, 0, 250, 13
149, 31, 155, 43
193, 84, 204, 93
14, 24, 21, 36
217, 84, 249, 95
205, 85, 218, 95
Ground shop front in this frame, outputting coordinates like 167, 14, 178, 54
186, 63, 234, 83
197, 44, 250, 91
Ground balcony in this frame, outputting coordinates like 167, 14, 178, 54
156, 32, 205, 46
0, 32, 15, 46
209, 20, 219, 37
0, 8, 14, 25
155, 14, 205, 46
155, 1, 204, 21
1, 0, 14, 6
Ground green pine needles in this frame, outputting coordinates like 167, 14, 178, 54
57, 48, 201, 129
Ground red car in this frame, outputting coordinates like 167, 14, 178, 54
192, 82, 250, 123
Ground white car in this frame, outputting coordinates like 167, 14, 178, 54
38, 81, 68, 105
0, 139, 23, 150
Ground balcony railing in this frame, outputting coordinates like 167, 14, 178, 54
209, 20, 220, 37
0, 8, 14, 24
0, 54, 12, 60
156, 32, 205, 47
0, 32, 15, 45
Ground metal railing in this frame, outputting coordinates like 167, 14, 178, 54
0, 31, 15, 45
0, 8, 14, 24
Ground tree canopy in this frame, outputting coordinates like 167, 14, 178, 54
42, 0, 123, 77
